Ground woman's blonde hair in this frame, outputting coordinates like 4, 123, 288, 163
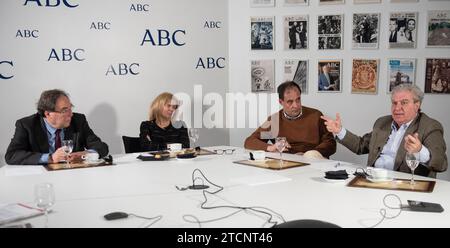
149, 92, 175, 122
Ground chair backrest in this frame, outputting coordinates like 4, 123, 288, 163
122, 136, 142, 153
272, 219, 341, 228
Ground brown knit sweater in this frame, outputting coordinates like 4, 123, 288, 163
244, 107, 336, 158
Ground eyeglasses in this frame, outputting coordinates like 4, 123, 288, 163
214, 149, 235, 155
53, 106, 73, 115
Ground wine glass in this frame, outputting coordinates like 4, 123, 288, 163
188, 128, 199, 149
275, 137, 287, 167
34, 183, 55, 228
405, 152, 420, 185
62, 140, 73, 167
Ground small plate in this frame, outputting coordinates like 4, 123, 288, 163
366, 176, 393, 183
84, 159, 104, 165
323, 177, 348, 183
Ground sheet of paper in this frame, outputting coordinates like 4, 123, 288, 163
4, 166, 45, 177
0, 203, 43, 225
231, 173, 291, 186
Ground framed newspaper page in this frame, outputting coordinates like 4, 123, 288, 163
390, 0, 418, 2
387, 58, 416, 93
427, 10, 450, 47
284, 15, 308, 50
352, 13, 380, 49
284, 0, 309, 6
354, 0, 380, 3
319, 0, 344, 4
251, 16, 275, 50
351, 59, 379, 94
388, 12, 418, 49
424, 58, 450, 94
318, 14, 344, 50
251, 59, 275, 93
318, 60, 342, 93
250, 0, 275, 7
284, 59, 308, 94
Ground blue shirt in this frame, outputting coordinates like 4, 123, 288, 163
337, 120, 430, 170
38, 119, 65, 164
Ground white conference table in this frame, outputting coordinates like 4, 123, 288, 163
1, 146, 449, 228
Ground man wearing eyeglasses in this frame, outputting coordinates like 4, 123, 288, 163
321, 84, 447, 177
244, 81, 336, 158
5, 89, 109, 165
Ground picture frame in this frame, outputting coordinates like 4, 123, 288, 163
284, 59, 308, 94
351, 59, 379, 94
387, 58, 416, 93
318, 15, 344, 50
317, 60, 342, 93
251, 16, 275, 50
251, 59, 275, 93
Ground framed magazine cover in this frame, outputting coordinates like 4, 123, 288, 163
352, 13, 380, 49
387, 58, 416, 93
389, 12, 418, 49
354, 0, 381, 3
284, 59, 308, 94
424, 58, 450, 94
251, 16, 275, 50
317, 60, 342, 93
251, 59, 275, 93
427, 10, 450, 48
390, 0, 418, 2
351, 59, 379, 94
284, 0, 309, 6
319, 0, 344, 4
284, 15, 308, 50
250, 0, 275, 7
318, 15, 344, 50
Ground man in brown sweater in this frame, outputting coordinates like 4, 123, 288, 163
244, 81, 336, 158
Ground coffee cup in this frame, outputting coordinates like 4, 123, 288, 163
367, 168, 388, 179
167, 143, 182, 151
82, 152, 99, 162
252, 150, 266, 161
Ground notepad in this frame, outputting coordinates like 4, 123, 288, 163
0, 203, 44, 226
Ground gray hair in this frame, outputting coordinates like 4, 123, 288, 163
391, 84, 424, 103
37, 89, 69, 116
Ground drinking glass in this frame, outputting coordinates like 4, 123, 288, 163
34, 183, 55, 228
405, 152, 420, 185
62, 140, 73, 167
188, 128, 199, 148
275, 137, 287, 167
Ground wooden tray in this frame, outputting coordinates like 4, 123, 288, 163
234, 158, 309, 170
347, 176, 436, 193
46, 160, 111, 171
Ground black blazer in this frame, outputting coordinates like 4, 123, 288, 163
139, 120, 190, 151
5, 113, 109, 165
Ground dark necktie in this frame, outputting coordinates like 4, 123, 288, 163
55, 129, 61, 150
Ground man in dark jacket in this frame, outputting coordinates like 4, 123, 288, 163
5, 89, 108, 165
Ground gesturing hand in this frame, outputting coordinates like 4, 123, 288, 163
404, 133, 422, 154
320, 113, 342, 135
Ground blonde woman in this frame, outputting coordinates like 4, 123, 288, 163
139, 92, 189, 151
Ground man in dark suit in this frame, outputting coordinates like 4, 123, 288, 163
389, 18, 398, 43
318, 63, 337, 91
5, 89, 109, 165
321, 84, 447, 177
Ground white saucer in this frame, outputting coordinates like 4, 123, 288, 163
323, 177, 347, 183
84, 159, 104, 165
176, 157, 197, 161
366, 176, 393, 183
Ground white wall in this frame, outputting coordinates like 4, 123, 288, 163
228, 0, 450, 180
0, 0, 228, 164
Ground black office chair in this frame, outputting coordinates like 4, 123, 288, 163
122, 136, 143, 153
272, 219, 341, 228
